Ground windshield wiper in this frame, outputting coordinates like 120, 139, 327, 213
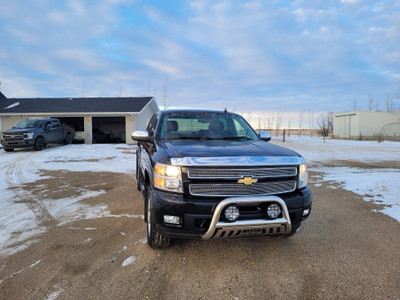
220, 136, 253, 141
167, 136, 252, 141
167, 136, 217, 140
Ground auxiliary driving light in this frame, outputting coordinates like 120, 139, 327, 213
164, 215, 181, 225
267, 203, 281, 219
302, 208, 311, 217
224, 205, 240, 221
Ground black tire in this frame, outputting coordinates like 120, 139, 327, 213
136, 156, 142, 191
33, 137, 45, 151
64, 133, 72, 145
145, 185, 171, 249
136, 171, 141, 191
3, 147, 14, 152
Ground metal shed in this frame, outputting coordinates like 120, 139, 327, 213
333, 110, 400, 140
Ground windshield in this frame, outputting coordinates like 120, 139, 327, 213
159, 112, 259, 141
14, 120, 44, 129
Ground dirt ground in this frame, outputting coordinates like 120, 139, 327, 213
1, 169, 400, 300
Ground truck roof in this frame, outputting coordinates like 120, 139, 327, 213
159, 109, 238, 116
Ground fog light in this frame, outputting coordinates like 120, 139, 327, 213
267, 203, 281, 219
302, 208, 310, 217
224, 205, 239, 221
164, 215, 181, 225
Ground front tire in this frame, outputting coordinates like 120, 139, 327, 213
64, 133, 72, 145
33, 137, 45, 151
145, 185, 171, 249
136, 155, 142, 191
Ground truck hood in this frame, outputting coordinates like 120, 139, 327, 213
4, 128, 36, 134
160, 139, 302, 166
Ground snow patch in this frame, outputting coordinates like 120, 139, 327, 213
315, 166, 400, 222
273, 136, 400, 222
29, 260, 41, 268
122, 256, 136, 267
45, 284, 64, 300
4, 102, 20, 110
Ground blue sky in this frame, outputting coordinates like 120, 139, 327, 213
0, 0, 399, 114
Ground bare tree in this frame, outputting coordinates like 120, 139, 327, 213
386, 94, 394, 113
394, 78, 400, 102
394, 79, 400, 112
317, 113, 330, 142
275, 112, 282, 136
262, 113, 267, 130
267, 113, 274, 131
298, 110, 304, 136
327, 111, 334, 136
308, 111, 314, 137
368, 94, 374, 111
375, 99, 380, 112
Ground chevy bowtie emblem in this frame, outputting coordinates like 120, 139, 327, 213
238, 177, 258, 185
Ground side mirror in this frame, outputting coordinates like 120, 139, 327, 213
131, 130, 153, 142
259, 131, 271, 142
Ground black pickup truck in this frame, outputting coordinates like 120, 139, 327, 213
132, 110, 312, 248
1, 118, 75, 152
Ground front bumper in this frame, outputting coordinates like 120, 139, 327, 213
1, 138, 35, 148
201, 196, 292, 239
151, 186, 312, 239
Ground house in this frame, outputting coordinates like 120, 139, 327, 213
0, 91, 159, 144
333, 110, 400, 140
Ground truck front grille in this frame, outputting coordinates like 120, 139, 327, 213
3, 134, 24, 141
189, 180, 296, 197
188, 167, 297, 179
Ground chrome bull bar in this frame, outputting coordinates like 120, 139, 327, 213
202, 196, 292, 240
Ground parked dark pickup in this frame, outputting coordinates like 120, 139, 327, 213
132, 110, 312, 248
1, 118, 75, 151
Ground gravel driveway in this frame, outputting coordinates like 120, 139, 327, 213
0, 166, 399, 299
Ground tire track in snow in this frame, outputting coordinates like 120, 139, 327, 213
5, 152, 56, 228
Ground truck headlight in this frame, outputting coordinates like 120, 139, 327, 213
23, 133, 33, 139
298, 163, 308, 189
154, 163, 183, 193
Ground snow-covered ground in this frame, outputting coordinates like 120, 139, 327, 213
272, 136, 400, 222
0, 138, 399, 257
0, 144, 137, 257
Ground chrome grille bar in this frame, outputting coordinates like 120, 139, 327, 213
188, 167, 297, 179
189, 181, 296, 197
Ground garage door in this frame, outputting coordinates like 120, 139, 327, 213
92, 117, 126, 143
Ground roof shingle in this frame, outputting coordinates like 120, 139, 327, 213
0, 94, 154, 114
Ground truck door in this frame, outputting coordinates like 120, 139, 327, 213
43, 121, 56, 142
51, 120, 64, 141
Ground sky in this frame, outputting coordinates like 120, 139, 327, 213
0, 0, 400, 114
